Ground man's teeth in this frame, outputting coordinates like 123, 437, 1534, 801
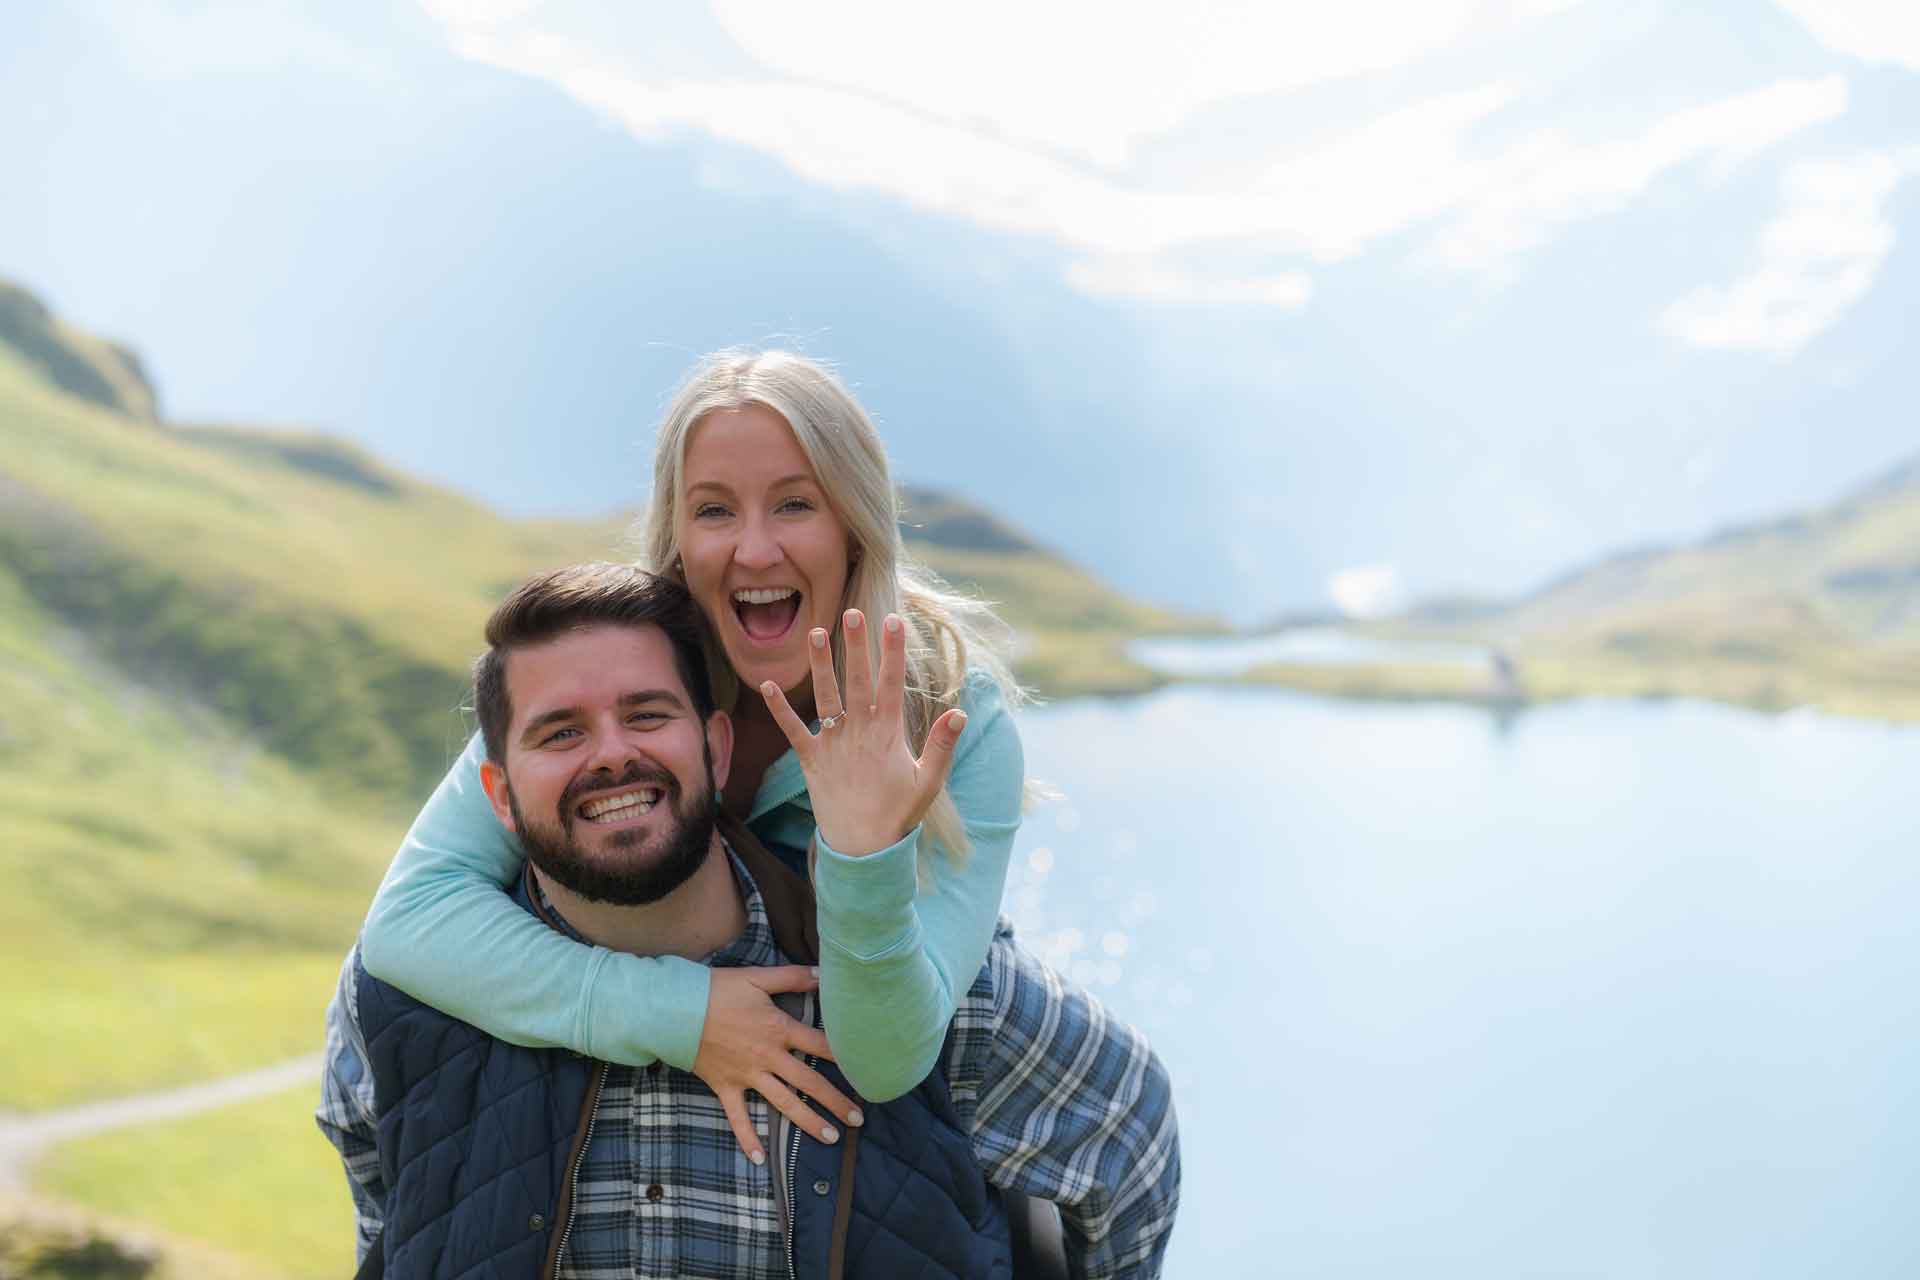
732, 587, 797, 605
579, 788, 663, 821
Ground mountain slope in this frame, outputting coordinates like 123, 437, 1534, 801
0, 281, 157, 420
1406, 454, 1920, 716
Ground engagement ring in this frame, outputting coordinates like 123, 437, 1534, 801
818, 714, 842, 731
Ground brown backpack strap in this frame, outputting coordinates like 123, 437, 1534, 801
716, 811, 819, 966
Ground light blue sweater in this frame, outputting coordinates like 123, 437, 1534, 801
358, 674, 1022, 1101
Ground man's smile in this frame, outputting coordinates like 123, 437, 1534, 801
575, 784, 666, 826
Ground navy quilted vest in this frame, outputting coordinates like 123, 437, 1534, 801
356, 831, 1013, 1279
355, 947, 590, 1278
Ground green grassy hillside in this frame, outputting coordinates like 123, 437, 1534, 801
1388, 456, 1920, 717
0, 337, 574, 1102
0, 281, 158, 420
898, 486, 1209, 695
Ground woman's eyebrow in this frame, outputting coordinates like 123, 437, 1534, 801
686, 474, 816, 495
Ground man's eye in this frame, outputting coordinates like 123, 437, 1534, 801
541, 727, 580, 745
628, 711, 665, 725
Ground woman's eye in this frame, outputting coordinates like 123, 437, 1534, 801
777, 497, 814, 514
692, 502, 731, 519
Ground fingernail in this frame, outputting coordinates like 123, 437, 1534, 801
761, 681, 778, 697
809, 966, 820, 979
950, 711, 968, 733
845, 609, 862, 629
885, 615, 901, 634
846, 1108, 864, 1127
811, 628, 827, 649
749, 1148, 766, 1166
821, 1126, 839, 1144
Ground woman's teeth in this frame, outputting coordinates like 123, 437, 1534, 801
732, 586, 804, 642
579, 788, 662, 822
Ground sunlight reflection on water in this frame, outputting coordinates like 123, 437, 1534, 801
1128, 627, 1491, 678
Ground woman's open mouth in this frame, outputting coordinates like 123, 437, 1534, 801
732, 586, 803, 647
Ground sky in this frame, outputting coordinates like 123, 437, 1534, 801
4, 0, 1918, 621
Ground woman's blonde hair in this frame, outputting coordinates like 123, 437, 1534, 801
637, 349, 1024, 865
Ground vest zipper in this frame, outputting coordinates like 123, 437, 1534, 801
785, 992, 823, 1280
784, 1108, 803, 1280
553, 1065, 607, 1276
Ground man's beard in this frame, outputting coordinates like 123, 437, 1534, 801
507, 756, 718, 907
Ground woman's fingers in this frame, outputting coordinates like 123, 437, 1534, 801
807, 626, 844, 724
717, 1087, 767, 1165
760, 681, 815, 757
775, 1058, 863, 1130
743, 964, 822, 998
758, 1074, 844, 1146
786, 1021, 833, 1062
912, 707, 968, 814
874, 613, 907, 731
841, 609, 875, 718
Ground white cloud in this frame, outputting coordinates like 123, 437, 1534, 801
428, 24, 1521, 263
704, 0, 1573, 169
1657, 150, 1910, 356
1425, 76, 1850, 271
1329, 564, 1402, 618
418, 3, 1849, 307
1774, 0, 1920, 74
1066, 258, 1312, 308
420, 0, 541, 24
1429, 76, 1849, 272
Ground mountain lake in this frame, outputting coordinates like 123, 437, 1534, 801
1003, 682, 1918, 1277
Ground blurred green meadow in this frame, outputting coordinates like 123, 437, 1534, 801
31, 1088, 354, 1280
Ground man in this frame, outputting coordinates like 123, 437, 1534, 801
318, 563, 1179, 1278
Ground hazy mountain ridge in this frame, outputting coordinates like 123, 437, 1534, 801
1387, 450, 1920, 717
0, 280, 157, 420
1502, 452, 1920, 636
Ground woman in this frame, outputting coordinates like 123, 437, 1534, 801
358, 349, 1026, 1164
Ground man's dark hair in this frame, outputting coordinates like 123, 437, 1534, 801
473, 562, 719, 762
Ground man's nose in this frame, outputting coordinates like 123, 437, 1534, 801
583, 720, 647, 776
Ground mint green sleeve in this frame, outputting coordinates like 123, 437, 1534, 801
357, 731, 712, 1069
810, 674, 1024, 1101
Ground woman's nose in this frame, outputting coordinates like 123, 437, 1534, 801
733, 516, 781, 569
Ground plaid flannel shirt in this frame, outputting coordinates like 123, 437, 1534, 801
318, 847, 1180, 1278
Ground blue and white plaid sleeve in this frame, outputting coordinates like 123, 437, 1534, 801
954, 927, 1182, 1280
315, 944, 387, 1263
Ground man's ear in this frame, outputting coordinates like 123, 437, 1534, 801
478, 758, 518, 832
706, 709, 734, 793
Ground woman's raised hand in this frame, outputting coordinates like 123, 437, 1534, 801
691, 965, 863, 1162
759, 609, 967, 857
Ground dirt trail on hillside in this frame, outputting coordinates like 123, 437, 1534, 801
0, 1053, 322, 1191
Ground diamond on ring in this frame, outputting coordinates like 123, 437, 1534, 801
818, 714, 841, 731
